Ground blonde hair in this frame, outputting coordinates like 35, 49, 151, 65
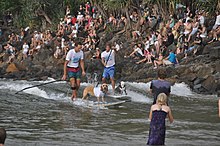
156, 93, 167, 105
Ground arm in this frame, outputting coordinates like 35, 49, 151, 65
176, 57, 179, 64
149, 81, 153, 94
129, 50, 136, 57
194, 39, 201, 44
168, 107, 174, 123
80, 59, 86, 76
101, 57, 107, 67
148, 106, 153, 121
62, 60, 69, 80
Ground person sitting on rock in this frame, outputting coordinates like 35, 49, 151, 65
91, 48, 101, 60
21, 41, 29, 61
54, 46, 62, 59
163, 49, 178, 66
28, 41, 42, 56
153, 53, 164, 69
4, 43, 16, 64
125, 43, 144, 60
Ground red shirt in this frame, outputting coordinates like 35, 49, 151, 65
71, 17, 77, 25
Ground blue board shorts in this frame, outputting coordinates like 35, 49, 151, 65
102, 66, 115, 79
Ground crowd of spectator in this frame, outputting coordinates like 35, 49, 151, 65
0, 2, 219, 71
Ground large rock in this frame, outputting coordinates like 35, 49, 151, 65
196, 65, 214, 79
216, 61, 220, 73
203, 41, 220, 54
209, 46, 220, 59
185, 73, 197, 82
201, 75, 217, 92
6, 63, 19, 73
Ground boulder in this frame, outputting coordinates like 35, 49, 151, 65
201, 75, 217, 91
215, 61, 220, 73
203, 41, 220, 54
193, 78, 205, 85
185, 73, 197, 82
209, 46, 220, 59
6, 63, 19, 73
14, 62, 26, 71
194, 84, 202, 90
196, 66, 214, 79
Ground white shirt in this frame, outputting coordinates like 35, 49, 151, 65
22, 44, 29, 54
101, 49, 115, 68
66, 49, 84, 68
72, 29, 77, 38
77, 14, 83, 20
93, 87, 105, 97
61, 40, 65, 48
214, 15, 220, 26
199, 15, 205, 25
115, 44, 120, 51
144, 40, 150, 51
135, 47, 144, 56
36, 45, 41, 50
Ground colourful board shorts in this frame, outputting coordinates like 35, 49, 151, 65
102, 65, 115, 79
67, 67, 81, 80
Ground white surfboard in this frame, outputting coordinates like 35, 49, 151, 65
106, 94, 130, 100
92, 100, 126, 107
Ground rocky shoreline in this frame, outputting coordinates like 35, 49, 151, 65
1, 35, 220, 95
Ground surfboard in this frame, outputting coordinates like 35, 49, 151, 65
107, 94, 129, 99
92, 100, 126, 107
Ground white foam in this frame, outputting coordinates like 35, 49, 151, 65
0, 79, 196, 104
126, 81, 193, 97
171, 82, 193, 97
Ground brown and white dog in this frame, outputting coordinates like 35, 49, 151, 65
82, 83, 108, 103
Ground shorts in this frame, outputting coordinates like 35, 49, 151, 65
67, 67, 81, 80
163, 60, 173, 65
102, 66, 115, 79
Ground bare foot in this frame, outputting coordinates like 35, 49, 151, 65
71, 97, 76, 101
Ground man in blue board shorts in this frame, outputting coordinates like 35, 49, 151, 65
101, 43, 116, 94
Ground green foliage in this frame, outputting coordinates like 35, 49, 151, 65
0, 0, 218, 29
195, 0, 218, 15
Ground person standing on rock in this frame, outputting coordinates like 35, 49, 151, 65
149, 68, 171, 105
101, 43, 116, 94
62, 41, 86, 101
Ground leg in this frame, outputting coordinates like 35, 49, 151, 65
109, 66, 115, 93
82, 88, 88, 100
101, 96, 105, 103
110, 77, 115, 93
97, 96, 100, 103
102, 67, 107, 84
70, 78, 77, 100
75, 78, 81, 99
102, 77, 106, 84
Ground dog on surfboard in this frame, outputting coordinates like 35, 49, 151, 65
82, 83, 108, 103
115, 81, 127, 95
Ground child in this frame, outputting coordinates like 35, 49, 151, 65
147, 93, 174, 145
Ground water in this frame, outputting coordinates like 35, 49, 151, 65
0, 79, 220, 146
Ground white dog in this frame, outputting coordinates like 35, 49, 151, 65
115, 81, 127, 95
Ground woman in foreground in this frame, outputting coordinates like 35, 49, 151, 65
147, 93, 174, 145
